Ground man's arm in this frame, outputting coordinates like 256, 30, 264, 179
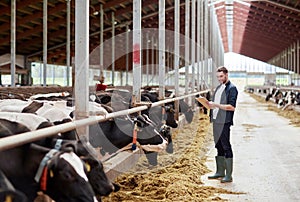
208, 102, 235, 111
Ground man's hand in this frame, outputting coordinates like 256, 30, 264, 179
208, 101, 217, 109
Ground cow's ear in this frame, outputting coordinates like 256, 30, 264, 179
50, 169, 54, 178
85, 162, 91, 172
61, 143, 76, 153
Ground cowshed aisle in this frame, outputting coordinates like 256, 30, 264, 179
202, 90, 300, 201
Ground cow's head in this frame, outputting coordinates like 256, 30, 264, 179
45, 138, 119, 197
159, 125, 173, 153
44, 147, 98, 202
179, 100, 194, 123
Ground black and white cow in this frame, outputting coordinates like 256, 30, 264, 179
0, 130, 98, 202
0, 112, 118, 199
277, 91, 300, 110
89, 115, 167, 166
265, 88, 283, 104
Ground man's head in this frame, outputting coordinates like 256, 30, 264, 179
216, 66, 228, 84
99, 76, 105, 83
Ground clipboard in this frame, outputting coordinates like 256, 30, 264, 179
195, 96, 210, 109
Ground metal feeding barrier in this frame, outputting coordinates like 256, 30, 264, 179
0, 90, 209, 152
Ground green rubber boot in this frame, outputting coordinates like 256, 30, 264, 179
208, 156, 225, 179
221, 158, 233, 183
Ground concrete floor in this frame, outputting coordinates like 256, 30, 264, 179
201, 90, 300, 202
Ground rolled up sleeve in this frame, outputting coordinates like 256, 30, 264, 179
228, 87, 238, 107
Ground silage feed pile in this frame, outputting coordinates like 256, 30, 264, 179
103, 113, 236, 202
249, 93, 300, 127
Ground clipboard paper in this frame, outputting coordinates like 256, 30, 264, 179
195, 96, 210, 109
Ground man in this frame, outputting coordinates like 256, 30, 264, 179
96, 76, 107, 91
207, 66, 238, 183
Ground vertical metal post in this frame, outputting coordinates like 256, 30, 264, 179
126, 25, 129, 85
151, 36, 155, 86
200, 0, 204, 89
166, 46, 169, 85
100, 4, 104, 78
146, 32, 149, 85
159, 0, 165, 99
66, 0, 71, 86
197, 0, 201, 91
191, 0, 196, 94
43, 0, 48, 86
132, 0, 142, 103
111, 12, 115, 85
11, 0, 16, 87
185, 0, 190, 95
75, 0, 89, 137
174, 0, 180, 119
204, 0, 208, 87
296, 40, 300, 78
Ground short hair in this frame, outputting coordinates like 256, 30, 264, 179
216, 66, 228, 74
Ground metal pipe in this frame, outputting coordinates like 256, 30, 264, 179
297, 40, 300, 75
111, 12, 115, 85
10, 0, 16, 87
75, 0, 89, 137
132, 0, 142, 103
43, 0, 48, 86
151, 36, 155, 86
191, 0, 196, 95
159, 0, 166, 99
185, 0, 190, 96
146, 32, 149, 85
126, 25, 129, 85
197, 0, 201, 91
66, 0, 71, 86
174, 0, 180, 119
100, 4, 104, 79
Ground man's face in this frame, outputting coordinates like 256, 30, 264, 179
216, 71, 228, 84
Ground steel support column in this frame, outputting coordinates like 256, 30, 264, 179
191, 0, 196, 94
75, 0, 89, 137
174, 0, 180, 119
126, 25, 129, 85
151, 36, 155, 86
66, 0, 71, 86
146, 32, 149, 85
296, 40, 300, 75
185, 0, 190, 96
204, 0, 209, 87
43, 0, 48, 86
159, 0, 165, 99
197, 0, 201, 91
100, 4, 104, 79
10, 0, 16, 87
111, 12, 115, 85
132, 0, 142, 103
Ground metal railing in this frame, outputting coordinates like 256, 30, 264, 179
0, 90, 209, 152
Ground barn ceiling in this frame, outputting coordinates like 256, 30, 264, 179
0, 0, 299, 71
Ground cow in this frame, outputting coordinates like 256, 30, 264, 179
265, 88, 283, 104
277, 91, 298, 110
142, 89, 194, 124
89, 114, 167, 166
0, 136, 98, 202
40, 137, 119, 198
0, 112, 118, 199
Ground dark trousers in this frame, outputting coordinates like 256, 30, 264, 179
213, 122, 233, 158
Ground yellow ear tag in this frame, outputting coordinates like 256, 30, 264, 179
50, 170, 54, 178
85, 163, 91, 172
